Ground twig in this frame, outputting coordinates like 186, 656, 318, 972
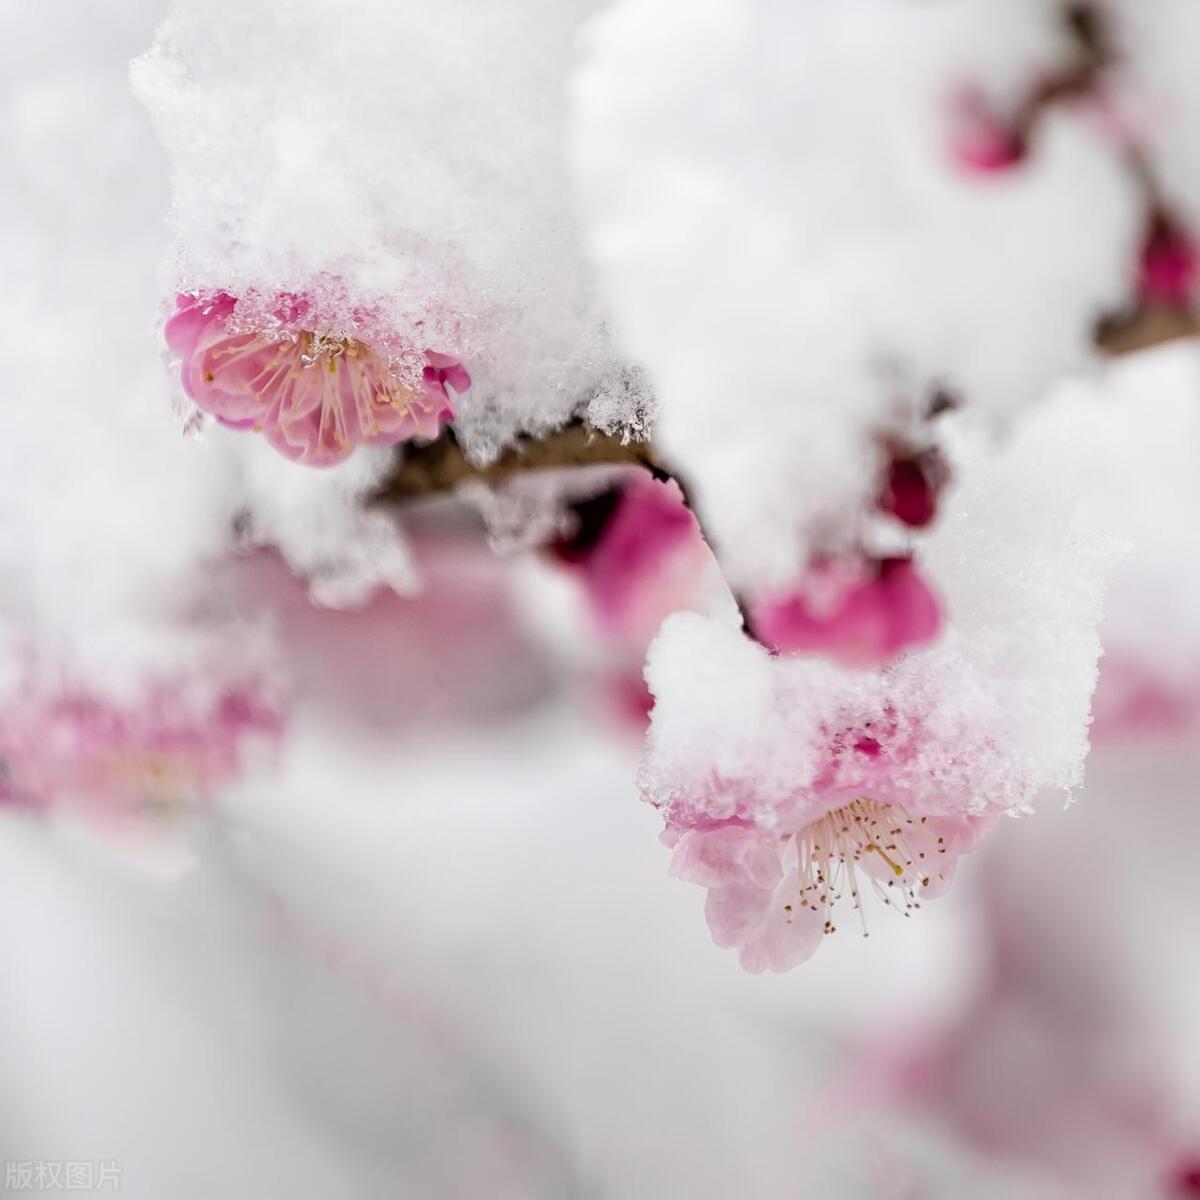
374, 422, 661, 501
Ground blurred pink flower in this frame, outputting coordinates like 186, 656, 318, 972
165, 292, 467, 467
1172, 1162, 1200, 1197
1090, 652, 1200, 743
751, 557, 941, 668
947, 87, 1026, 175
228, 526, 555, 729
0, 676, 283, 825
553, 475, 704, 640
828, 759, 1200, 1196
549, 474, 718, 728
1138, 214, 1197, 309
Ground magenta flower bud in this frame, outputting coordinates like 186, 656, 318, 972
1138, 214, 1197, 309
946, 86, 1027, 176
880, 451, 947, 529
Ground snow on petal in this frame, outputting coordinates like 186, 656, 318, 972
640, 386, 1122, 971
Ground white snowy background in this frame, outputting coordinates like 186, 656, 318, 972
3, 2, 1200, 1198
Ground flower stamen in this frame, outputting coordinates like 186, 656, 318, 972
793, 796, 934, 939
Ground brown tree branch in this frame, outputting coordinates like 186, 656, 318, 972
1096, 305, 1200, 358
374, 422, 664, 501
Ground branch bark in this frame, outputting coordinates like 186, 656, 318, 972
374, 422, 664, 501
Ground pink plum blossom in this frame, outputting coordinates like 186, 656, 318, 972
668, 802, 988, 974
552, 474, 704, 642
164, 292, 468, 467
751, 557, 941, 668
0, 675, 283, 826
658, 703, 993, 973
549, 474, 718, 725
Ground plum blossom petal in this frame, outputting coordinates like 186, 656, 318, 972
672, 826, 823, 973
669, 823, 783, 890
751, 557, 941, 667
705, 871, 824, 975
424, 351, 473, 397
164, 290, 235, 362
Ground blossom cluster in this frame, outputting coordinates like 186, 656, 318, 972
7, 0, 1200, 979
